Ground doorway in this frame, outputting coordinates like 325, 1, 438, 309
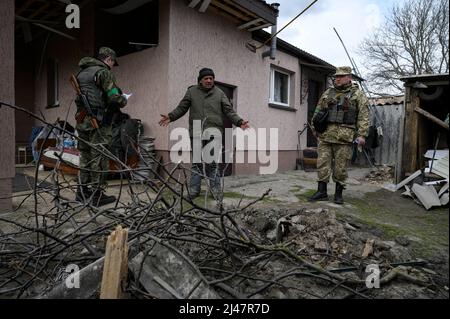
307, 80, 322, 147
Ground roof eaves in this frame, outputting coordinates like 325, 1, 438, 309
252, 30, 335, 71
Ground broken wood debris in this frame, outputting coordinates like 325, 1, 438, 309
393, 148, 449, 210
100, 225, 129, 299
362, 239, 375, 258
0, 98, 447, 300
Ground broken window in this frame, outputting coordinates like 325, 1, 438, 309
95, 0, 159, 57
270, 68, 290, 106
47, 58, 59, 108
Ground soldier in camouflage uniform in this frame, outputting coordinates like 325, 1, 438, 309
75, 47, 127, 206
159, 68, 250, 200
309, 66, 370, 204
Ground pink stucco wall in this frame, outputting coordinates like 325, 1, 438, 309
166, 0, 308, 152
29, 0, 319, 175
34, 1, 171, 151
113, 0, 171, 150
33, 4, 95, 130
0, 0, 15, 212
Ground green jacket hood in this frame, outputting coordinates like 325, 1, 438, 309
78, 57, 109, 70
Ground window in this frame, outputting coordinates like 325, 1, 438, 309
47, 58, 59, 108
270, 68, 290, 106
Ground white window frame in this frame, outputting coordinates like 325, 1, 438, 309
269, 68, 290, 107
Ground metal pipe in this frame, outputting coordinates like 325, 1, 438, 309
262, 3, 280, 59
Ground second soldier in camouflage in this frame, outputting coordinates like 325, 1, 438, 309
309, 66, 370, 204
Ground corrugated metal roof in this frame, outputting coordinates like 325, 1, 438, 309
370, 95, 404, 106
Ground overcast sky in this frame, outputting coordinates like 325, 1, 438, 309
266, 0, 408, 75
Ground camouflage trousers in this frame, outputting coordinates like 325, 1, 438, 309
317, 141, 352, 185
77, 125, 112, 188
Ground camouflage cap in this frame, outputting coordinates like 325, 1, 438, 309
99, 47, 119, 66
334, 66, 352, 76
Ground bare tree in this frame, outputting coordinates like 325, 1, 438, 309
359, 0, 449, 94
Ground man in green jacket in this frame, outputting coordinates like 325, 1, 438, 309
309, 66, 370, 204
159, 68, 249, 199
75, 47, 128, 206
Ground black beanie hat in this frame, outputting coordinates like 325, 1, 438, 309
198, 68, 215, 82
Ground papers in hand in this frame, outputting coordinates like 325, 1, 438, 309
123, 93, 133, 100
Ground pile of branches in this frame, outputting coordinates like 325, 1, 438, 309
0, 101, 446, 299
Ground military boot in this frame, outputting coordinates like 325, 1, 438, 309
307, 181, 329, 202
92, 189, 116, 207
334, 183, 345, 205
75, 186, 92, 202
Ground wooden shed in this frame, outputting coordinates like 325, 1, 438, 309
399, 74, 449, 181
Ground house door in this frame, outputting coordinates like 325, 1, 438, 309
215, 83, 235, 177
307, 80, 321, 147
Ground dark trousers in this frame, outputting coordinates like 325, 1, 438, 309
189, 138, 221, 194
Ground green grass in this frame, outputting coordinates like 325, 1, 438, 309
294, 189, 316, 202
222, 192, 258, 200
342, 192, 449, 258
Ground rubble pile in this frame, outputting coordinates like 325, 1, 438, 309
365, 166, 394, 184
384, 149, 449, 210
0, 124, 447, 299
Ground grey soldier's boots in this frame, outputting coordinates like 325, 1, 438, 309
308, 181, 329, 202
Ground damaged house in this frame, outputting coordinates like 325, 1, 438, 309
1, 0, 336, 212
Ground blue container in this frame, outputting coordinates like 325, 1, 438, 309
63, 138, 75, 149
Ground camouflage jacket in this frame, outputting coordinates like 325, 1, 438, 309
75, 57, 127, 131
312, 83, 370, 144
169, 85, 243, 137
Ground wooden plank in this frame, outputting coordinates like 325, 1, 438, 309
414, 107, 449, 130
100, 225, 129, 299
411, 183, 442, 210
247, 23, 272, 32
207, 5, 241, 25
188, 0, 201, 8
199, 0, 212, 12
395, 169, 422, 191
211, 0, 251, 21
238, 17, 263, 29
431, 156, 449, 179
223, 0, 259, 19
401, 88, 420, 177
